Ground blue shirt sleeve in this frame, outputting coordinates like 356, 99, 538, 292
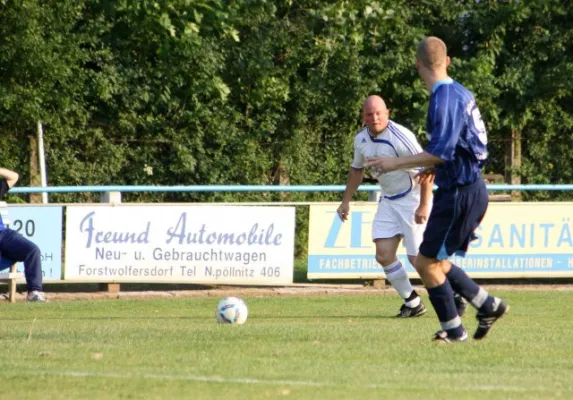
424, 87, 462, 161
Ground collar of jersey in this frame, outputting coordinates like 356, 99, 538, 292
432, 78, 454, 94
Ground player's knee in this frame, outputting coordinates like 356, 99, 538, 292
375, 251, 395, 267
413, 255, 438, 277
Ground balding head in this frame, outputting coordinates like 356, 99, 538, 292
362, 95, 389, 135
416, 36, 448, 70
363, 95, 387, 112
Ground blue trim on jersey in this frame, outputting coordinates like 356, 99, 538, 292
437, 188, 459, 260
368, 137, 392, 146
383, 177, 413, 201
387, 123, 417, 155
366, 128, 399, 156
432, 78, 454, 94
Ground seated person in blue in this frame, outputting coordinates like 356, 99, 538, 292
0, 167, 46, 302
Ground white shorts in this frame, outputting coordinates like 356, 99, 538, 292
371, 198, 428, 256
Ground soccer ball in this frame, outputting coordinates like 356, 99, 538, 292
216, 297, 248, 325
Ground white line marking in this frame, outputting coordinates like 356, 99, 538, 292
0, 370, 329, 388
0, 370, 571, 393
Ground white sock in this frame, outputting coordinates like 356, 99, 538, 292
383, 260, 418, 306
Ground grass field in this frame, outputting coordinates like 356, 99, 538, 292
1, 290, 572, 400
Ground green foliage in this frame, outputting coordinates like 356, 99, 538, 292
461, 1, 573, 194
1, 0, 572, 248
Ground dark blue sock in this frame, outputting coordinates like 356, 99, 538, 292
427, 280, 465, 338
447, 264, 495, 312
446, 264, 479, 300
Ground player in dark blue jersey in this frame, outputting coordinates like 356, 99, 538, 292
0, 167, 46, 302
366, 37, 508, 343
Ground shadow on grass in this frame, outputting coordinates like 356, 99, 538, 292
2, 282, 217, 294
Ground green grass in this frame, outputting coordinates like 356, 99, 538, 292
1, 291, 572, 400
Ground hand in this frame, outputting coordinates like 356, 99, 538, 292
337, 202, 350, 222
364, 157, 398, 173
415, 203, 430, 224
415, 168, 435, 185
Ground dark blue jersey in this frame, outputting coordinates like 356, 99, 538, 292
425, 79, 488, 189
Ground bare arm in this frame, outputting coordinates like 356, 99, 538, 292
414, 178, 433, 224
337, 167, 364, 221
365, 151, 443, 171
397, 152, 443, 169
0, 168, 19, 188
342, 168, 364, 203
419, 178, 433, 206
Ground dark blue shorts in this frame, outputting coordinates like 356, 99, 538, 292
419, 179, 488, 260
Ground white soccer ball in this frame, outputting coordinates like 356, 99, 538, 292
216, 297, 248, 325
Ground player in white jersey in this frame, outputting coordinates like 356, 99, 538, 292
337, 95, 432, 317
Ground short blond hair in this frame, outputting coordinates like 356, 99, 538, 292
416, 36, 448, 70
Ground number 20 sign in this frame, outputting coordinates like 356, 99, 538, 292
5, 205, 63, 280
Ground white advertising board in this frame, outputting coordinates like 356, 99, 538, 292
65, 205, 295, 285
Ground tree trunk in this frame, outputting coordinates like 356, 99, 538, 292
511, 129, 522, 201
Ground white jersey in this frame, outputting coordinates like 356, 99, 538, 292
352, 120, 424, 206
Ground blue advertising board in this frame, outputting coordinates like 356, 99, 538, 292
5, 206, 63, 280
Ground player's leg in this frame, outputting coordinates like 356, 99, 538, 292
374, 238, 425, 317
389, 206, 428, 316
441, 181, 509, 339
453, 292, 468, 317
0, 229, 45, 301
372, 201, 424, 317
447, 261, 508, 339
400, 198, 468, 316
414, 255, 467, 342
416, 190, 467, 342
